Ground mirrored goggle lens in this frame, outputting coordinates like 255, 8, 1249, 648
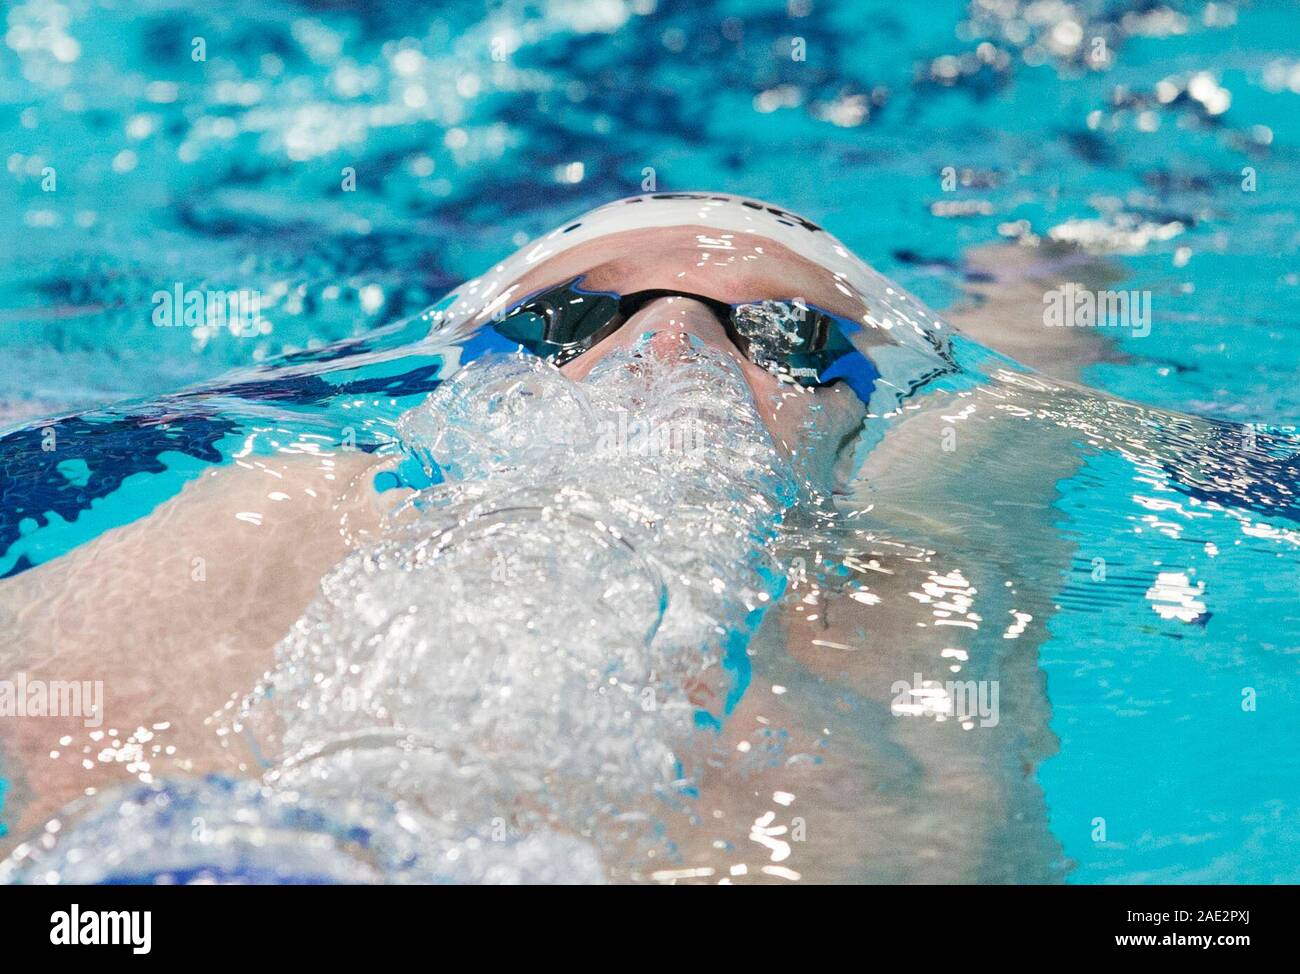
494, 278, 872, 396
494, 279, 622, 363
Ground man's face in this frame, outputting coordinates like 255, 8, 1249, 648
559, 292, 865, 471
448, 194, 883, 483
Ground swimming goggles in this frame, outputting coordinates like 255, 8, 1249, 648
489, 276, 878, 403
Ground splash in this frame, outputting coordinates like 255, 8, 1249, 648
7, 337, 799, 883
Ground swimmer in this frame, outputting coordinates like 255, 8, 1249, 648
0, 194, 1070, 882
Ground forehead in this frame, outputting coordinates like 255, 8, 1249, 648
459, 194, 874, 327
480, 226, 870, 325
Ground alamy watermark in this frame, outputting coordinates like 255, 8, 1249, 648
0, 672, 103, 728
50, 904, 151, 954
594, 409, 707, 457
890, 672, 999, 728
152, 282, 262, 336
1042, 283, 1152, 338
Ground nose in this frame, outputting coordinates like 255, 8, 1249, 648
630, 295, 732, 352
560, 294, 736, 381
556, 291, 807, 455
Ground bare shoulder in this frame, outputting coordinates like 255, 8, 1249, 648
0, 449, 396, 847
0, 447, 392, 653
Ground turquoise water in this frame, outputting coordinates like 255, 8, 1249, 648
2, 0, 1298, 882
1046, 449, 1300, 883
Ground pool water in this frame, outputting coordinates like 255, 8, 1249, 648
2, 0, 1299, 883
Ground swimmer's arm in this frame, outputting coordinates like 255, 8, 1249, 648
0, 450, 396, 848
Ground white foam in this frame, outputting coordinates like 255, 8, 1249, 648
6, 339, 797, 883
215, 339, 799, 879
